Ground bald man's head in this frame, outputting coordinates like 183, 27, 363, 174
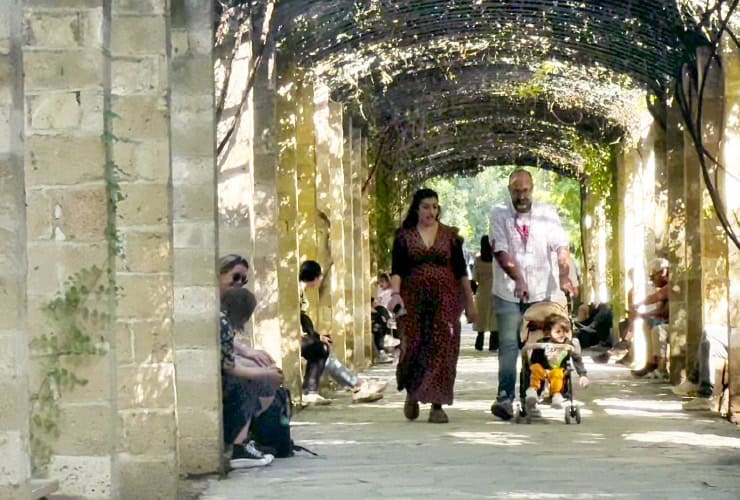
508, 169, 533, 213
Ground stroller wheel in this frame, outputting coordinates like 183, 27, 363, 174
564, 408, 571, 424
575, 406, 582, 424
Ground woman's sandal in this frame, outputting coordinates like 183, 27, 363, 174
404, 400, 420, 420
428, 407, 448, 424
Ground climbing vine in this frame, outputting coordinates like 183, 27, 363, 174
29, 111, 125, 473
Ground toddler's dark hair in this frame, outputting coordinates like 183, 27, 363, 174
543, 313, 571, 334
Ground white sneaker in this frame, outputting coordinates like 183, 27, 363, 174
672, 380, 700, 396
303, 392, 331, 406
377, 351, 393, 364
682, 396, 715, 411
525, 387, 538, 410
551, 393, 565, 409
646, 369, 668, 380
368, 379, 388, 393
352, 382, 383, 403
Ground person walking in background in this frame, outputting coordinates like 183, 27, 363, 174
473, 235, 498, 351
388, 188, 477, 424
489, 169, 575, 421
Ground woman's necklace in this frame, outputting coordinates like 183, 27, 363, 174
417, 222, 438, 248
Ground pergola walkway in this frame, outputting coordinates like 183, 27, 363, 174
198, 325, 740, 499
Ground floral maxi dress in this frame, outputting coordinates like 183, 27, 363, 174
392, 224, 467, 405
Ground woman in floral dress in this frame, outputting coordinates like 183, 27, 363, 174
389, 188, 477, 424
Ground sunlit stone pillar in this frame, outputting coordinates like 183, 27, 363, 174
216, 12, 254, 257
252, 45, 302, 396
325, 100, 349, 363
666, 94, 689, 382
360, 136, 373, 363
351, 126, 366, 369
0, 2, 31, 497
619, 145, 648, 369
312, 84, 346, 357
682, 65, 705, 375
342, 117, 357, 366
721, 36, 740, 413
170, 0, 221, 475
693, 47, 727, 375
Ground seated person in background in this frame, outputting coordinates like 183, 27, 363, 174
300, 260, 387, 405
372, 272, 395, 363
674, 325, 729, 412
220, 287, 284, 469
630, 258, 670, 379
525, 314, 590, 412
575, 302, 614, 348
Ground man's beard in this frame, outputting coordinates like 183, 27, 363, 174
513, 198, 531, 212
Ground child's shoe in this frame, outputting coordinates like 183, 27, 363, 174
551, 393, 564, 409
525, 387, 538, 411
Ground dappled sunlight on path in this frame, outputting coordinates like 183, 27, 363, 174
200, 325, 739, 499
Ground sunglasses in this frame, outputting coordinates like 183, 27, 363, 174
232, 273, 248, 285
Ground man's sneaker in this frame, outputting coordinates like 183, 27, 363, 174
551, 393, 565, 409
682, 396, 715, 411
352, 382, 383, 403
524, 387, 538, 411
646, 369, 669, 381
303, 392, 331, 406
377, 351, 393, 364
367, 379, 388, 393
672, 380, 701, 396
491, 399, 514, 421
230, 441, 274, 469
631, 363, 658, 378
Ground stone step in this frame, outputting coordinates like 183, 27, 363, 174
30, 478, 59, 500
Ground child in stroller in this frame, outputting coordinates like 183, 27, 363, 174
517, 305, 590, 424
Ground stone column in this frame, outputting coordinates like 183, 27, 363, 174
295, 75, 319, 321
360, 136, 373, 363
111, 3, 178, 496
342, 117, 357, 366
351, 126, 366, 368
216, 11, 254, 258
0, 2, 31, 497
666, 93, 689, 382
325, 99, 349, 362
721, 36, 740, 413
22, 2, 116, 496
170, 1, 222, 476
682, 66, 705, 375
696, 46, 728, 350
252, 53, 302, 396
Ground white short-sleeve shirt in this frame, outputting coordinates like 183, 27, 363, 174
489, 200, 570, 303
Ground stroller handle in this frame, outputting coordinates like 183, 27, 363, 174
523, 342, 574, 353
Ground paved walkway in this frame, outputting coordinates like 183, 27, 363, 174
198, 326, 740, 499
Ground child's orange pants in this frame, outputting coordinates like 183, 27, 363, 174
530, 363, 565, 394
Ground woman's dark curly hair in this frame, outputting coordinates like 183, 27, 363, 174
401, 188, 440, 229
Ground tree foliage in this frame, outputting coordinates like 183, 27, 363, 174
425, 167, 582, 258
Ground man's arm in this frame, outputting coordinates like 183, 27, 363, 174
494, 250, 528, 300
556, 246, 576, 296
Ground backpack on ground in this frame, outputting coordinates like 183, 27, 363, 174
250, 387, 318, 458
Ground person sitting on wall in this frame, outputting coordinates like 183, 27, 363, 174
674, 324, 729, 412
299, 260, 387, 405
630, 258, 670, 379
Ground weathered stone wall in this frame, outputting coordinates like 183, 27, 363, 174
0, 2, 31, 498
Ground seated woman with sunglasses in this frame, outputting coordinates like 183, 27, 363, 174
219, 254, 277, 369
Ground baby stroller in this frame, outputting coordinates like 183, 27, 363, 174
515, 301, 582, 425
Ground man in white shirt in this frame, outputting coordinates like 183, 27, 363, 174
489, 169, 575, 420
